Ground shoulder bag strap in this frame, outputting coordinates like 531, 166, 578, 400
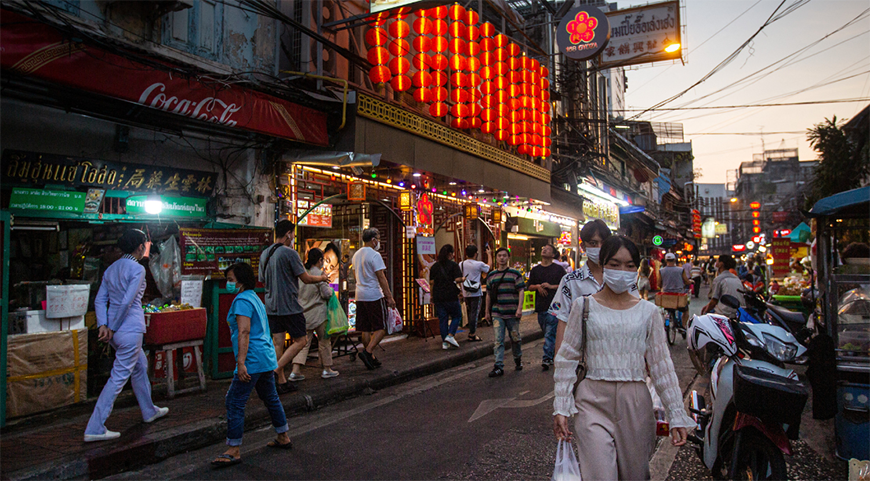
262, 243, 282, 272
580, 296, 589, 362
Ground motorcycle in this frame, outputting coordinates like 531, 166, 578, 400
741, 288, 812, 346
686, 295, 809, 480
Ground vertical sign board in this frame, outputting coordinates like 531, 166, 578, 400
771, 238, 791, 278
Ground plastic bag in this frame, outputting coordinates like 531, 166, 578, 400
552, 439, 582, 481
325, 294, 349, 337
149, 235, 181, 298
386, 307, 403, 335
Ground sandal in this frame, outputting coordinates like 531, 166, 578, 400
467, 335, 482, 342
267, 439, 293, 450
276, 382, 297, 395
211, 454, 241, 468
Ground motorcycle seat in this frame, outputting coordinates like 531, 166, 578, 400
766, 304, 806, 329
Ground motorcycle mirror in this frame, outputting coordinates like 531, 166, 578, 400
720, 294, 741, 310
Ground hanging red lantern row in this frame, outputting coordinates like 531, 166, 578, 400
387, 10, 411, 92
478, 21, 496, 135
448, 4, 469, 129
540, 63, 552, 158
366, 12, 391, 85
428, 5, 449, 117
505, 43, 523, 148
412, 9, 431, 103
466, 8, 482, 129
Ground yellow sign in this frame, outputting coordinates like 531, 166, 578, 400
399, 191, 412, 211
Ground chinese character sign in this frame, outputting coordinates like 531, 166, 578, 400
556, 6, 610, 60
601, 1, 681, 69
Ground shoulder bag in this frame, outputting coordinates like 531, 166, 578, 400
572, 296, 590, 397
461, 261, 480, 293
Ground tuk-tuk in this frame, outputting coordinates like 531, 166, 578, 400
807, 186, 870, 461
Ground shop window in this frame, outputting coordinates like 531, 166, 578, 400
162, 0, 223, 61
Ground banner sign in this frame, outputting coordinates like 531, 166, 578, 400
179, 228, 273, 275
126, 195, 207, 218
772, 211, 790, 223
582, 198, 619, 230
297, 202, 333, 228
2, 150, 216, 197
771, 238, 791, 277
715, 223, 728, 235
9, 188, 85, 213
600, 1, 681, 69
557, 6, 611, 60
0, 10, 327, 146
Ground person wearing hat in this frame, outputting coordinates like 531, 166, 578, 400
660, 252, 691, 335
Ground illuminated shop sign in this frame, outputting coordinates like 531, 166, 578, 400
556, 6, 610, 60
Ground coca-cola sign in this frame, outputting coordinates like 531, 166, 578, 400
0, 9, 327, 146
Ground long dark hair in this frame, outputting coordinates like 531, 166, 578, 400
437, 244, 454, 263
305, 248, 324, 269
599, 235, 641, 267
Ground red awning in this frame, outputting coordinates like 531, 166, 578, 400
0, 10, 328, 146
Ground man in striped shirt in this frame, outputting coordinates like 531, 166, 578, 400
484, 247, 525, 378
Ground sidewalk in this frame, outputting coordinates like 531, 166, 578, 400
0, 315, 544, 481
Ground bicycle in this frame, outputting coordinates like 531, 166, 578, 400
662, 307, 687, 346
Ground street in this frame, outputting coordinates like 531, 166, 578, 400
109, 290, 703, 481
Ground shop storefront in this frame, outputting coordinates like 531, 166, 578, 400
503, 205, 578, 276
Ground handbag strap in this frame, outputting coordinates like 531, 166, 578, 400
262, 243, 282, 273
579, 296, 589, 364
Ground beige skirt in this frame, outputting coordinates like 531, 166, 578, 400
572, 379, 656, 481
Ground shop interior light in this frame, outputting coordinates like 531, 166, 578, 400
578, 182, 629, 206
144, 194, 163, 215
507, 233, 529, 240
332, 165, 341, 170
412, 172, 422, 177
449, 181, 457, 185
730, 198, 738, 203
614, 124, 630, 129
478, 188, 485, 193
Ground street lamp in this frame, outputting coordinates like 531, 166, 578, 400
664, 42, 681, 53
730, 198, 738, 203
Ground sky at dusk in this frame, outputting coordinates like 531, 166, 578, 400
619, 0, 870, 185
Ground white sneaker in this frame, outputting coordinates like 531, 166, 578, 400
321, 370, 339, 379
288, 373, 305, 382
445, 335, 460, 348
84, 430, 121, 442
144, 406, 169, 423
442, 342, 450, 350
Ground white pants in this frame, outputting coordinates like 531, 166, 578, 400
573, 379, 655, 481
85, 331, 159, 435
291, 321, 333, 368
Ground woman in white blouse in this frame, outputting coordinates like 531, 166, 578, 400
552, 235, 694, 480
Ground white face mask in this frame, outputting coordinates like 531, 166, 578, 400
373, 241, 380, 251
603, 268, 637, 294
585, 247, 601, 265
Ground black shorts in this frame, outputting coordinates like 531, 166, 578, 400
268, 313, 307, 339
355, 298, 388, 332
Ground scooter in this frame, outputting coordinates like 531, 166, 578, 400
742, 289, 812, 345
686, 295, 809, 480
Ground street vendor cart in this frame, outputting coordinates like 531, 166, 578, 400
808, 186, 870, 461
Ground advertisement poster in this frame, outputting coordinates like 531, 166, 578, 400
771, 238, 791, 278
415, 236, 436, 302
179, 228, 272, 275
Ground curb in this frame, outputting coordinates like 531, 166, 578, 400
7, 330, 543, 481
649, 372, 703, 481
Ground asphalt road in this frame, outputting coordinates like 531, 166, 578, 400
108, 293, 704, 481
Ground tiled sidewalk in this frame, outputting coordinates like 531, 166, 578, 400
1, 315, 543, 480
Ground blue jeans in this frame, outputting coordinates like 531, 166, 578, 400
435, 300, 463, 340
225, 371, 289, 446
537, 312, 558, 363
492, 315, 522, 369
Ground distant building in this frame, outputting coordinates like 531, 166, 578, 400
694, 184, 732, 255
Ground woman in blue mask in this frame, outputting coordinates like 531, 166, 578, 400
552, 236, 693, 480
212, 262, 291, 468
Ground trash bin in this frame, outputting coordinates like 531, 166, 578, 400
835, 382, 870, 461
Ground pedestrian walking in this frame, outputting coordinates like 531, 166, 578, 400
460, 244, 491, 342
637, 258, 652, 300
552, 235, 694, 480
212, 263, 291, 468
527, 244, 566, 371
430, 244, 465, 350
701, 255, 746, 318
484, 247, 525, 377
259, 220, 329, 393
352, 227, 396, 370
84, 229, 168, 442
660, 253, 691, 330
288, 248, 339, 381
691, 260, 703, 298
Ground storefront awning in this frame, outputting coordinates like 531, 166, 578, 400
283, 151, 381, 168
0, 9, 328, 146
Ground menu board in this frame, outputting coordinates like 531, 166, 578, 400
179, 228, 273, 275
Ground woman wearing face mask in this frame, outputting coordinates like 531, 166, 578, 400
552, 236, 694, 481
288, 248, 339, 381
212, 262, 291, 467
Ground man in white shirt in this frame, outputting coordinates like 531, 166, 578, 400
460, 244, 491, 342
352, 227, 396, 370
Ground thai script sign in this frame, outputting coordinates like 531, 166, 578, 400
600, 1, 681, 69
557, 6, 611, 60
126, 195, 207, 218
0, 10, 327, 145
582, 198, 619, 231
179, 228, 273, 275
2, 150, 216, 197
9, 188, 85, 213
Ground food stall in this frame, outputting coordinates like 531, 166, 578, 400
807, 186, 870, 461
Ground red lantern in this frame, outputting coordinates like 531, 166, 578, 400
493, 48, 507, 61
468, 73, 482, 87
480, 22, 495, 37
448, 38, 467, 55
432, 86, 448, 101
480, 52, 496, 65
365, 28, 388, 46
468, 89, 482, 102
467, 42, 481, 58
450, 88, 469, 103
466, 10, 479, 25
495, 130, 509, 141
413, 17, 432, 35
479, 38, 495, 52
543, 137, 552, 147
432, 19, 448, 36
541, 90, 550, 101
367, 47, 389, 65
494, 34, 508, 47
542, 113, 551, 124
430, 102, 448, 117
449, 55, 467, 72
431, 5, 448, 18
412, 53, 431, 70
469, 103, 482, 117
432, 71, 448, 86
448, 4, 465, 21
432, 36, 448, 52
469, 117, 482, 128
450, 118, 470, 129
493, 62, 508, 75
481, 109, 497, 121
480, 95, 495, 108
413, 71, 432, 88
495, 118, 510, 130
467, 25, 480, 41
506, 43, 520, 56
480, 66, 495, 80
481, 122, 495, 133
389, 20, 410, 38
542, 147, 551, 157
414, 88, 432, 103
413, 36, 431, 53
540, 78, 550, 90
431, 54, 448, 70
543, 126, 552, 136
450, 103, 469, 118
369, 65, 391, 84
389, 39, 410, 56
517, 144, 529, 155
389, 57, 410, 74
480, 81, 495, 95
450, 72, 468, 87
448, 22, 466, 38
467, 57, 481, 72
540, 66, 550, 77
390, 75, 411, 92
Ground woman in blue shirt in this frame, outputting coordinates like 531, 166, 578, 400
85, 229, 168, 442
212, 262, 291, 467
